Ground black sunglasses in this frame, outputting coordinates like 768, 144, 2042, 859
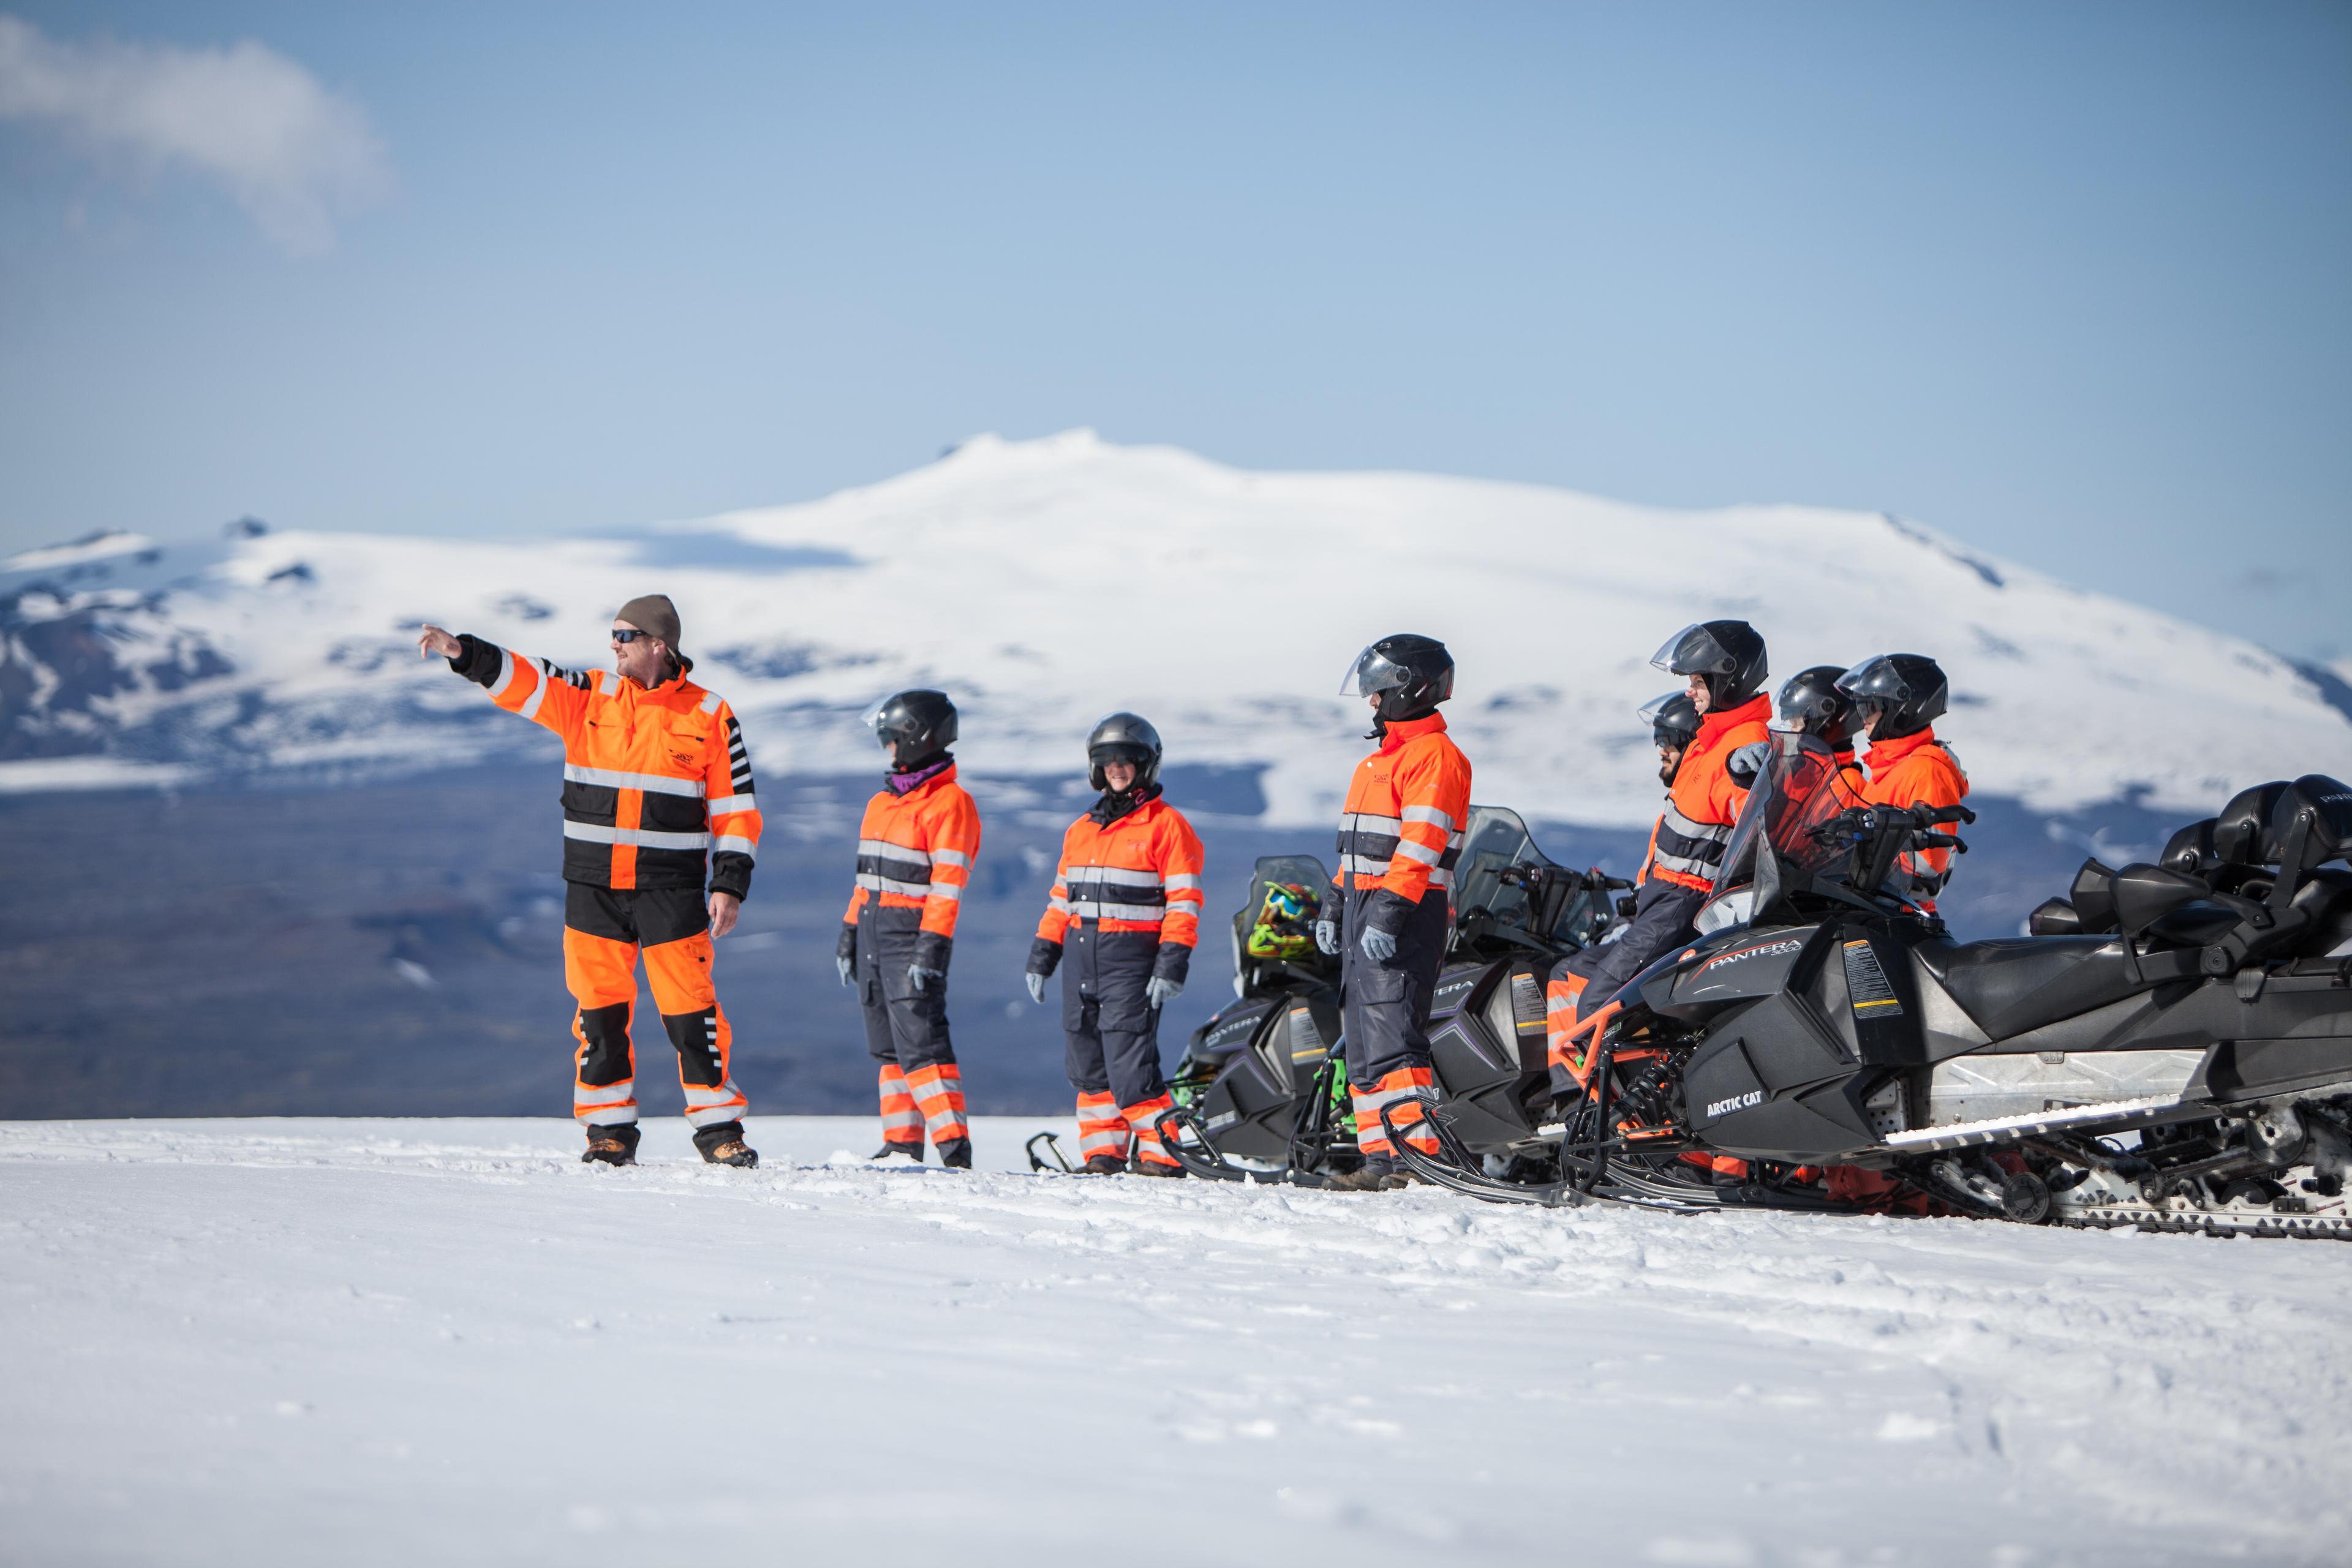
610, 628, 652, 644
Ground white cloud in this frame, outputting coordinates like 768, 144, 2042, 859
0, 13, 389, 255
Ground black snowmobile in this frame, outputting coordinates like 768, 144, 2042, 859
1397, 739, 2352, 1240
1152, 810, 1627, 1186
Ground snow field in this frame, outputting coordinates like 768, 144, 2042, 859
3, 1116, 2348, 1567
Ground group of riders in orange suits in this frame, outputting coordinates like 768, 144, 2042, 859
419, 599, 1964, 1185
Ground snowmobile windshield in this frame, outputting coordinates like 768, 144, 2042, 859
1450, 807, 1613, 949
1711, 738, 1867, 898
1650, 623, 1740, 679
1339, 643, 1415, 698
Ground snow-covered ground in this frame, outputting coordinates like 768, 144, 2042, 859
4, 1118, 2346, 1567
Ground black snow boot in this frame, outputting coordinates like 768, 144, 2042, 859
582, 1125, 641, 1167
694, 1123, 759, 1169
936, 1139, 973, 1170
1133, 1158, 1186, 1178
1325, 1157, 1401, 1192
1082, 1155, 1126, 1174
871, 1142, 924, 1163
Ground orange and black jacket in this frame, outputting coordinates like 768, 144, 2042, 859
1033, 791, 1207, 982
843, 762, 982, 970
1648, 695, 1771, 892
1333, 712, 1475, 932
1861, 726, 1969, 900
449, 635, 760, 899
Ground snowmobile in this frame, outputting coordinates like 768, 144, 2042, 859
1395, 738, 2352, 1240
1148, 810, 1628, 1186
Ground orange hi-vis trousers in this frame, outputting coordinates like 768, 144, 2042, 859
1354, 1066, 1439, 1161
874, 1061, 968, 1153
856, 906, 968, 1153
563, 884, 747, 1134
1074, 1088, 1180, 1169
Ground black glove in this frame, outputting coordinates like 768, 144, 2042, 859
1025, 937, 1062, 979
1150, 942, 1191, 987
908, 931, 952, 992
835, 922, 858, 986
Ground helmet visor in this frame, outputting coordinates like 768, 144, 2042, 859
1340, 643, 1417, 698
1650, 623, 1740, 679
860, 696, 898, 734
1834, 655, 1914, 706
1637, 692, 1694, 747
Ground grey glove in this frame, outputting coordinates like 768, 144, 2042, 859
836, 956, 854, 987
1026, 971, 1046, 1005
1314, 919, 1339, 956
908, 964, 945, 993
1146, 975, 1183, 1009
1727, 741, 1771, 787
1359, 925, 1398, 963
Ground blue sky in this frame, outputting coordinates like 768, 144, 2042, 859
2, 1, 2347, 658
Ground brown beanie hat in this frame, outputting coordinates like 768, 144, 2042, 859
616, 594, 688, 670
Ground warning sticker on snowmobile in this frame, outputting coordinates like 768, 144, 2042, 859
1509, 972, 1546, 1033
1287, 1006, 1327, 1062
1841, 939, 1903, 1016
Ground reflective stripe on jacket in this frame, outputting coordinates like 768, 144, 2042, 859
454, 636, 761, 897
1332, 712, 1474, 905
1036, 796, 1206, 947
845, 765, 982, 940
1861, 726, 1969, 900
1651, 695, 1771, 892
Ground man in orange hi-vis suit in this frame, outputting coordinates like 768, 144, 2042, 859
1840, 654, 1969, 911
835, 690, 982, 1169
1024, 714, 1205, 1175
1318, 634, 1473, 1192
417, 595, 761, 1169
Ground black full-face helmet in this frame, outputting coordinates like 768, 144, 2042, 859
1086, 711, 1163, 792
1836, 654, 1947, 742
1639, 690, 1702, 787
1639, 690, 1701, 752
1340, 634, 1455, 722
1771, 665, 1857, 748
863, 689, 958, 765
1651, 620, 1769, 711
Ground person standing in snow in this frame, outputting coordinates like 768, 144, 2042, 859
836, 690, 982, 1168
415, 597, 761, 1169
1316, 635, 1474, 1192
1024, 714, 1205, 1175
1841, 654, 1969, 910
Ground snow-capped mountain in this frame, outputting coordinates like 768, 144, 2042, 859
6, 430, 2349, 825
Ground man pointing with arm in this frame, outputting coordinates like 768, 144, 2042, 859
417, 593, 761, 1167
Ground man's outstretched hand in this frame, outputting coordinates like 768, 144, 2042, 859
708, 891, 741, 939
417, 624, 462, 660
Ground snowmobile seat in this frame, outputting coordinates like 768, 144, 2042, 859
1912, 935, 2143, 1041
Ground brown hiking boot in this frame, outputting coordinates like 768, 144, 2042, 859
699, 1137, 759, 1169
582, 1126, 640, 1167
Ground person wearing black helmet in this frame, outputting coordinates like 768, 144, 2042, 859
1025, 714, 1207, 1175
1730, 665, 1867, 792
1553, 622, 1774, 1081
1316, 634, 1474, 1191
839, 690, 984, 1167
1839, 654, 1969, 908
1544, 690, 1700, 1091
